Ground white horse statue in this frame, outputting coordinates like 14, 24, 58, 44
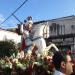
20, 16, 59, 57
31, 24, 59, 56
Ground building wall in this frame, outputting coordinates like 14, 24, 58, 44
48, 16, 75, 50
0, 29, 21, 44
48, 15, 75, 35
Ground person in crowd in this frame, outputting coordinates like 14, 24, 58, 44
52, 51, 73, 75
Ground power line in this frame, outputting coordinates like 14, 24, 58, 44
12, 14, 22, 24
0, 0, 28, 25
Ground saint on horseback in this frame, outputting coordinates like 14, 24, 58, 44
20, 16, 59, 57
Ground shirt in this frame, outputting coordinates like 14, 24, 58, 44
53, 69, 65, 75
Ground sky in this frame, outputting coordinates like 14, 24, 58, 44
0, 0, 75, 29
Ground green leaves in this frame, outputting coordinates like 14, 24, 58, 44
0, 40, 17, 57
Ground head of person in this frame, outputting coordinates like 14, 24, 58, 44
27, 16, 32, 20
26, 16, 33, 30
53, 51, 73, 75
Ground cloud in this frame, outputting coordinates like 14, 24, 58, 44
0, 14, 5, 22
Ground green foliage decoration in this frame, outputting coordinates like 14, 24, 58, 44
0, 40, 18, 57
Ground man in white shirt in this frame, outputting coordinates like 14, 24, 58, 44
53, 51, 73, 75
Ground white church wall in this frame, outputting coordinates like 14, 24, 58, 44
0, 29, 21, 44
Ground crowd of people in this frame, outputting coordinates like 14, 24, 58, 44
0, 50, 75, 75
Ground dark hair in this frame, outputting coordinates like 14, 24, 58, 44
52, 51, 66, 70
